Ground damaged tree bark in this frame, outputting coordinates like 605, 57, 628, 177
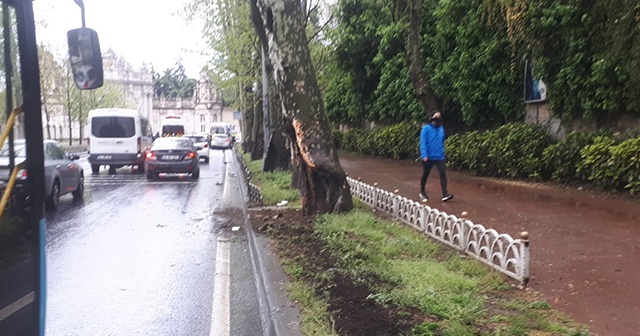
249, 0, 352, 215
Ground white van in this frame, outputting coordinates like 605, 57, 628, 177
161, 116, 185, 137
87, 108, 153, 174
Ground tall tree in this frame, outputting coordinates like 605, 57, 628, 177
406, 0, 439, 115
153, 63, 197, 98
61, 61, 81, 145
38, 44, 62, 140
184, 0, 262, 156
249, 0, 353, 214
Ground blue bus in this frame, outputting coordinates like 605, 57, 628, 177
0, 1, 104, 334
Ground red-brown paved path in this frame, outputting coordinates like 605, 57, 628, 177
339, 152, 640, 336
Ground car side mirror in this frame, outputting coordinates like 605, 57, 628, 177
195, 146, 203, 151
69, 154, 80, 161
67, 27, 104, 90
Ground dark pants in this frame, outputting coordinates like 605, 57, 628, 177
420, 159, 448, 196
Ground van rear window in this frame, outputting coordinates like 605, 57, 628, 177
91, 116, 135, 138
162, 125, 185, 135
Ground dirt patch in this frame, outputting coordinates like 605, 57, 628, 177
249, 207, 430, 335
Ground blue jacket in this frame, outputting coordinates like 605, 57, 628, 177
420, 124, 445, 160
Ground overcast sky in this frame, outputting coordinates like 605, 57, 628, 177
33, 0, 209, 78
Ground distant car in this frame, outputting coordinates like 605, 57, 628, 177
195, 132, 212, 145
0, 139, 84, 211
182, 134, 210, 163
144, 137, 200, 180
211, 133, 232, 150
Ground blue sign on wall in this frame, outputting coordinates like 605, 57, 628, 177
233, 111, 241, 120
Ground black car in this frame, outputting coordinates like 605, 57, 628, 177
144, 137, 200, 180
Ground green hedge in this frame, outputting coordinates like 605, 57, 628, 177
542, 131, 610, 182
446, 123, 551, 179
336, 122, 639, 197
578, 135, 640, 195
338, 122, 420, 160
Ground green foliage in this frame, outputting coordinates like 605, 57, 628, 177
426, 0, 524, 128
153, 63, 197, 98
541, 131, 607, 182
339, 122, 420, 160
314, 210, 583, 334
527, 0, 640, 122
578, 135, 640, 195
446, 123, 551, 179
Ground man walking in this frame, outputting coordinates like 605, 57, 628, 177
419, 111, 454, 202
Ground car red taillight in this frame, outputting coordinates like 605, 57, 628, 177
185, 151, 196, 159
146, 152, 157, 160
18, 169, 27, 180
204, 143, 208, 148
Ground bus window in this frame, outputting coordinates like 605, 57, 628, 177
0, 4, 39, 335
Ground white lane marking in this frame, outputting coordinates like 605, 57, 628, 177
210, 238, 231, 336
0, 291, 35, 322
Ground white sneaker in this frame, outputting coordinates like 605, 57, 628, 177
441, 194, 454, 202
419, 193, 428, 201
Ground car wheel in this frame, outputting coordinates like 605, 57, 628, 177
146, 172, 155, 180
192, 169, 200, 180
91, 164, 100, 174
45, 180, 60, 212
108, 166, 117, 175
72, 174, 84, 198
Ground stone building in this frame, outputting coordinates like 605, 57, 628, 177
38, 50, 240, 143
152, 72, 226, 135
42, 49, 153, 142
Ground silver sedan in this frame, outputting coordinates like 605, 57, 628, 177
0, 139, 84, 211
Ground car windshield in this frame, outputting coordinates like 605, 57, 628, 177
215, 134, 228, 139
0, 141, 27, 157
153, 138, 192, 149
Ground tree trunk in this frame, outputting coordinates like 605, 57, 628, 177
262, 48, 291, 172
250, 91, 263, 161
67, 90, 73, 146
44, 104, 51, 140
406, 0, 440, 115
260, 46, 272, 169
250, 0, 353, 215
241, 84, 254, 154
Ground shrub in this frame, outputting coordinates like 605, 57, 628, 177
579, 135, 640, 195
447, 123, 551, 179
339, 122, 420, 160
542, 131, 608, 182
446, 130, 487, 174
483, 123, 551, 179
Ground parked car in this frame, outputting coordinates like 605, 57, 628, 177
144, 137, 200, 180
182, 134, 210, 163
0, 139, 84, 211
210, 133, 232, 150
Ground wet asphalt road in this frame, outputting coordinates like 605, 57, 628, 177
43, 149, 264, 336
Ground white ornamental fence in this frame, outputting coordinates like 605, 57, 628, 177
347, 177, 530, 286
